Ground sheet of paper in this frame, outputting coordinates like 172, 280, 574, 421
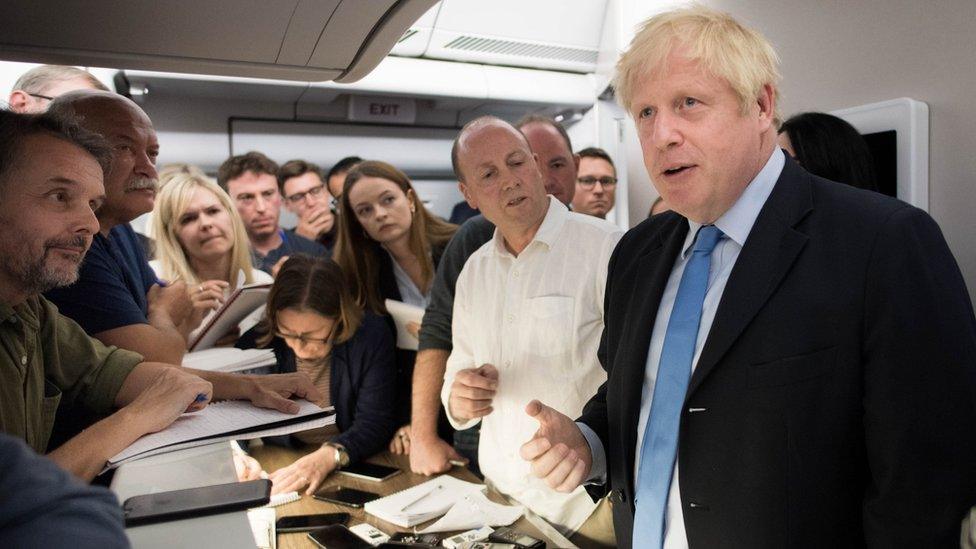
384, 299, 424, 351
109, 400, 332, 466
420, 490, 523, 533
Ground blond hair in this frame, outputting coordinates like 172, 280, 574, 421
158, 163, 206, 189
152, 173, 257, 287
614, 5, 780, 119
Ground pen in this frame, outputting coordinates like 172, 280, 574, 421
398, 484, 442, 513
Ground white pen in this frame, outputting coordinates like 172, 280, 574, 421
398, 484, 443, 513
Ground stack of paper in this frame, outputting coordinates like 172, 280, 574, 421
107, 400, 335, 470
364, 475, 484, 527
182, 347, 277, 374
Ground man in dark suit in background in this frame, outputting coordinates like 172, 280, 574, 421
521, 5, 976, 548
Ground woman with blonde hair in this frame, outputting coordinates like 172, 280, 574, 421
332, 160, 458, 452
150, 172, 272, 337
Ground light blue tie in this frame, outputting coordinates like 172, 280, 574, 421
634, 225, 723, 547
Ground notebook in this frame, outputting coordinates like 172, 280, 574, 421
182, 347, 277, 374
363, 475, 484, 527
107, 400, 335, 469
384, 299, 424, 351
189, 282, 272, 351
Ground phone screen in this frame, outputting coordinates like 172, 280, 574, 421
307, 524, 371, 549
312, 486, 379, 508
275, 512, 349, 533
123, 479, 271, 527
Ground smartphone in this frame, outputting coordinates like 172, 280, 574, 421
487, 527, 545, 549
122, 479, 271, 527
312, 486, 379, 508
337, 461, 401, 482
308, 524, 372, 549
274, 512, 349, 533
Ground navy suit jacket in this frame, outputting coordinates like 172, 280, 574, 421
238, 312, 397, 463
579, 156, 976, 548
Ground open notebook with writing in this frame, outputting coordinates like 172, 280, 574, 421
363, 475, 484, 527
107, 400, 334, 470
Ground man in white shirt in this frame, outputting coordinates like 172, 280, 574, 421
441, 116, 622, 541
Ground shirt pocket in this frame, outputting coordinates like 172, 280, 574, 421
525, 295, 575, 358
40, 379, 63, 452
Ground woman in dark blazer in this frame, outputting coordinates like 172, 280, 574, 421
237, 255, 396, 495
332, 161, 457, 452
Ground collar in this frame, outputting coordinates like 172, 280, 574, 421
490, 196, 568, 257
0, 302, 16, 324
0, 296, 40, 330
681, 148, 784, 258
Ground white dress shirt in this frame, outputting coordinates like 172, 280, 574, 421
443, 197, 623, 535
581, 148, 784, 548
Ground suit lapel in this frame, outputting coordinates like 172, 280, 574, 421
688, 160, 814, 396
618, 219, 688, 491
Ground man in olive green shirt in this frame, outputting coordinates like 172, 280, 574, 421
0, 108, 322, 481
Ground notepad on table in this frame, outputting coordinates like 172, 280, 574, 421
189, 282, 272, 351
107, 400, 335, 470
364, 475, 484, 527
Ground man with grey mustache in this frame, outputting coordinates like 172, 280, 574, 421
44, 90, 198, 365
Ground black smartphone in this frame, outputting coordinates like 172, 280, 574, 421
337, 461, 401, 482
308, 524, 371, 549
312, 486, 379, 508
275, 512, 349, 533
487, 527, 546, 549
122, 479, 271, 527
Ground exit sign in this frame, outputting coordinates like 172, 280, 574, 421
348, 96, 417, 124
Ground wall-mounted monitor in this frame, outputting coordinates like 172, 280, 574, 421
831, 98, 929, 211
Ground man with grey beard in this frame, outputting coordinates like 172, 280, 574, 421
0, 108, 322, 481
44, 90, 196, 365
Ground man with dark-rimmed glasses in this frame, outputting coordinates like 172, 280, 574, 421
571, 147, 618, 219
278, 159, 337, 251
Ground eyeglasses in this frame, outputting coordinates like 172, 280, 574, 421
285, 184, 327, 205
577, 176, 617, 189
28, 93, 54, 102
275, 321, 336, 347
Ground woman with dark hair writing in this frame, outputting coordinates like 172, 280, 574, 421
238, 255, 397, 494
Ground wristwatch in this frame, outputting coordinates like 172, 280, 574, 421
326, 443, 350, 469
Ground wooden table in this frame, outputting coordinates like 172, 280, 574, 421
250, 444, 572, 548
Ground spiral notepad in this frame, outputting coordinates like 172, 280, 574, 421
264, 491, 300, 507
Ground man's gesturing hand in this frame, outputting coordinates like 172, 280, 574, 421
448, 364, 498, 422
520, 400, 591, 493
